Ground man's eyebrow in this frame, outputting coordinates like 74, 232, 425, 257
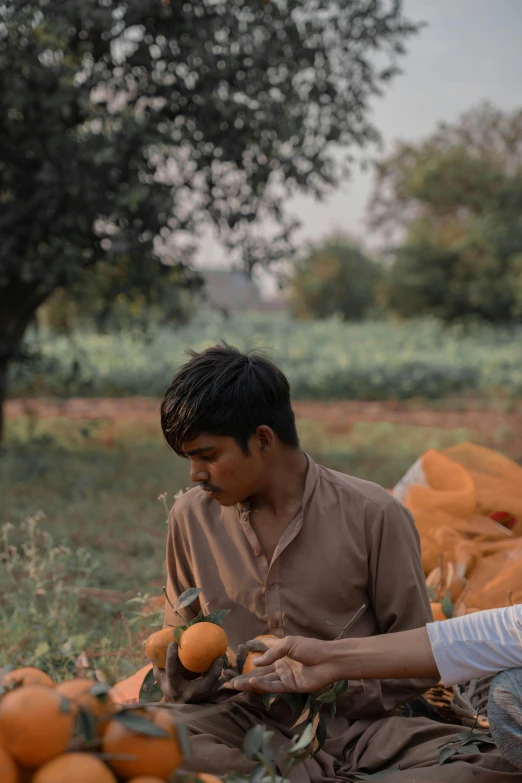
184, 446, 214, 457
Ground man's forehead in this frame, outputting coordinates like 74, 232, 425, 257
182, 434, 231, 456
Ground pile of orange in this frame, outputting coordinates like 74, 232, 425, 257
0, 665, 220, 782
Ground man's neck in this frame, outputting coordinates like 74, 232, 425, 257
249, 448, 309, 518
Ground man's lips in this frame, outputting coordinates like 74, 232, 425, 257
201, 485, 221, 494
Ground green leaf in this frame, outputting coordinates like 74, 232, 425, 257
173, 625, 184, 644
334, 680, 349, 698
282, 692, 307, 718
175, 588, 203, 611
187, 610, 205, 626
427, 586, 436, 600
458, 743, 481, 755
75, 706, 97, 742
441, 594, 454, 619
114, 710, 169, 737
291, 696, 312, 728
59, 696, 72, 714
177, 721, 192, 758
262, 692, 279, 711
313, 713, 327, 756
244, 725, 266, 759
204, 609, 231, 626
288, 722, 314, 754
439, 746, 458, 765
139, 668, 163, 703
90, 681, 111, 702
316, 685, 337, 704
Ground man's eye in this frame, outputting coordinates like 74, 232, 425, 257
201, 455, 214, 462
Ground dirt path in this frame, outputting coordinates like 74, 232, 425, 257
6, 397, 522, 457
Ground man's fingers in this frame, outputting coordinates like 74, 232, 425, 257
200, 655, 225, 689
248, 637, 292, 666
247, 676, 288, 693
152, 664, 164, 683
245, 639, 269, 653
236, 644, 247, 674
229, 665, 277, 690
165, 641, 181, 683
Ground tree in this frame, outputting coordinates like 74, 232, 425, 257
289, 235, 381, 320
0, 0, 420, 439
369, 103, 522, 324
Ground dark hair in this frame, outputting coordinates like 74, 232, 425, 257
161, 344, 299, 457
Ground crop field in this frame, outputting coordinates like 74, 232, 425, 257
11, 313, 522, 401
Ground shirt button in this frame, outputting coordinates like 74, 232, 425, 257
255, 548, 262, 556
271, 619, 279, 628
267, 583, 275, 590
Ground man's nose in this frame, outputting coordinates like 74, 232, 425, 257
190, 462, 209, 484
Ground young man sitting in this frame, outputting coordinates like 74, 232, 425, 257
154, 344, 521, 782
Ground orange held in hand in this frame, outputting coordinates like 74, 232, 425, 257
178, 623, 228, 675
1, 667, 55, 689
33, 752, 117, 783
102, 707, 183, 780
145, 627, 179, 669
0, 685, 74, 768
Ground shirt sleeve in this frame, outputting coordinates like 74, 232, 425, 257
427, 605, 522, 687
163, 504, 201, 629
340, 497, 438, 719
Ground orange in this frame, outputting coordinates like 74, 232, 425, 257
0, 685, 74, 768
33, 752, 116, 783
145, 627, 178, 669
1, 667, 55, 689
102, 708, 183, 780
0, 745, 18, 783
56, 678, 115, 730
242, 634, 278, 675
178, 623, 228, 674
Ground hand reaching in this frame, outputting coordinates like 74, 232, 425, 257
228, 636, 341, 694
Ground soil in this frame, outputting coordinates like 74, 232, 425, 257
6, 397, 522, 458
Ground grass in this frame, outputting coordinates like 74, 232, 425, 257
0, 410, 486, 680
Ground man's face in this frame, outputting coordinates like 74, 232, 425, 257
183, 433, 265, 506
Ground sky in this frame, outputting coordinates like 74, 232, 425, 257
196, 0, 522, 296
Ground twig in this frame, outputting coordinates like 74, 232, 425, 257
327, 603, 367, 641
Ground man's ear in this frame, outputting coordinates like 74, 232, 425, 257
256, 425, 275, 453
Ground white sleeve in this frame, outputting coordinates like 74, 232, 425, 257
426, 605, 522, 687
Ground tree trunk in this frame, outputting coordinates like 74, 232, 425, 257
0, 279, 53, 443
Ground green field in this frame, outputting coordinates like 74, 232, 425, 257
11, 312, 522, 401
0, 411, 485, 681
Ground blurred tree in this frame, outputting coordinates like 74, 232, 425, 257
369, 103, 522, 324
0, 0, 420, 439
290, 235, 381, 320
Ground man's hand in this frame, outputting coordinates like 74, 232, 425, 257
153, 640, 224, 704
228, 636, 341, 694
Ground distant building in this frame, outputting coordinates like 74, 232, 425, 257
200, 268, 286, 312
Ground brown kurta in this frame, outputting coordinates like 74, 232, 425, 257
164, 455, 521, 782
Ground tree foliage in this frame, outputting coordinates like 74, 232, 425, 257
370, 103, 522, 324
290, 235, 381, 321
0, 0, 420, 437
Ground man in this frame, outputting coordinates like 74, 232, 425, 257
154, 344, 521, 781
230, 605, 522, 771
